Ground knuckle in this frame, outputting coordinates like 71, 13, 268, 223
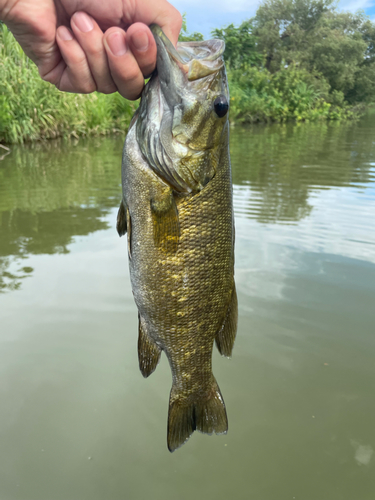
121, 84, 144, 101
39, 65, 60, 86
82, 42, 103, 59
73, 53, 88, 67
98, 83, 117, 94
81, 81, 97, 94
140, 63, 156, 79
41, 73, 58, 86
122, 66, 141, 83
54, 78, 65, 93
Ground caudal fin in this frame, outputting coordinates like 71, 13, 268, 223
167, 378, 228, 452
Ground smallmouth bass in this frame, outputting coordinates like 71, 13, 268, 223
117, 25, 237, 452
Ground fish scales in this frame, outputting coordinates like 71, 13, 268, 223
118, 25, 237, 452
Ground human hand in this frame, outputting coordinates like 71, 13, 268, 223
0, 0, 182, 99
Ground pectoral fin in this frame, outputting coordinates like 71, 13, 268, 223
138, 315, 161, 378
116, 200, 127, 237
150, 188, 180, 254
117, 200, 132, 258
215, 284, 238, 358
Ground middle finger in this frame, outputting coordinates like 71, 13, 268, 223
71, 11, 117, 94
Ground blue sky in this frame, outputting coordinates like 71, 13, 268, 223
172, 0, 375, 38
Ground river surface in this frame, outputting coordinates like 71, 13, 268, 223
1, 114, 375, 500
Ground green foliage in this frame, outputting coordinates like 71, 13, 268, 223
253, 0, 335, 71
212, 21, 262, 69
2, 0, 374, 143
0, 24, 137, 144
307, 11, 369, 100
210, 0, 375, 123
227, 64, 354, 123
251, 0, 375, 104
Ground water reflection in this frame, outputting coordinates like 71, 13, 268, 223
231, 117, 375, 222
0, 257, 33, 292
0, 115, 375, 292
0, 137, 124, 291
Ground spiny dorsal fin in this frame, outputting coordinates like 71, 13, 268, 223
215, 284, 238, 358
150, 188, 180, 254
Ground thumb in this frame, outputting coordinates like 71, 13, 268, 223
131, 0, 182, 46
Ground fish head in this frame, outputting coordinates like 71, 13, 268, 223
136, 25, 229, 193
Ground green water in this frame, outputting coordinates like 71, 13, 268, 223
0, 115, 375, 500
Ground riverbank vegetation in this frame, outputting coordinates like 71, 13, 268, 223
0, 22, 137, 144
1, 0, 375, 143
212, 0, 375, 123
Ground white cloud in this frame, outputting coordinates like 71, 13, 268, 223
174, 0, 374, 15
172, 0, 260, 13
171, 0, 375, 38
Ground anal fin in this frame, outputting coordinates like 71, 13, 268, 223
138, 315, 161, 378
150, 188, 180, 254
215, 283, 238, 358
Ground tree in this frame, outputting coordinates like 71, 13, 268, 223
211, 21, 262, 69
253, 0, 335, 71
252, 0, 375, 103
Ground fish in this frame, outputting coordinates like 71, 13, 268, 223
117, 24, 237, 452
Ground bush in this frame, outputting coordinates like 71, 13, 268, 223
228, 64, 355, 123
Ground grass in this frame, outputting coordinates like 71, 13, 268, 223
0, 23, 137, 144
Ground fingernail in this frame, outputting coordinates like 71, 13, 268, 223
131, 30, 149, 51
107, 32, 127, 56
59, 26, 73, 41
73, 12, 94, 33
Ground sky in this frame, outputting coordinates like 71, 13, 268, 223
171, 0, 375, 38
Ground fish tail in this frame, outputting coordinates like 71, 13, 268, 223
167, 378, 228, 452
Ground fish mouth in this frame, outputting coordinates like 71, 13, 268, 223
140, 26, 227, 193
150, 24, 225, 82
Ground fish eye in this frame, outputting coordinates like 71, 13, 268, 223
213, 95, 229, 118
